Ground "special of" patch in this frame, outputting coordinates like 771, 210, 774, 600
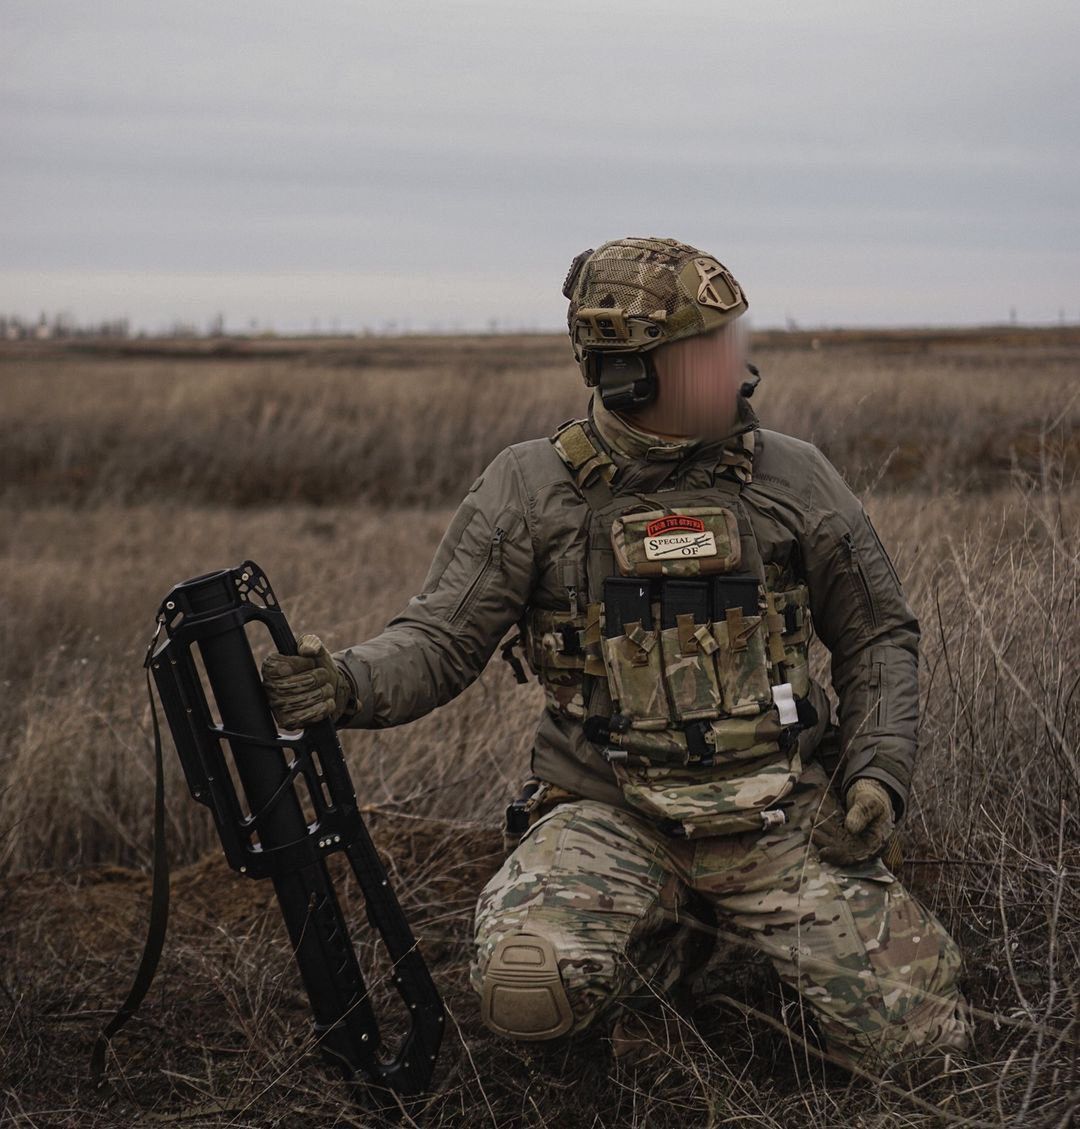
643, 515, 718, 560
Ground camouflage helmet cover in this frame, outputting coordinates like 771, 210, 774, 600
563, 236, 748, 380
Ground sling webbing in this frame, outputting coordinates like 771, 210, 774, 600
90, 629, 171, 1093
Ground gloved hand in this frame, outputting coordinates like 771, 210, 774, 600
811, 778, 896, 867
260, 633, 353, 730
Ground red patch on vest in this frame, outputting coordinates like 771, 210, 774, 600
645, 515, 706, 537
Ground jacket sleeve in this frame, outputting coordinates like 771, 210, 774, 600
332, 446, 537, 728
797, 449, 921, 817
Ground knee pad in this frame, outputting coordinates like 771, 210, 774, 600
480, 932, 574, 1040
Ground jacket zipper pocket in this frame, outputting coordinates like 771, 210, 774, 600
863, 510, 903, 591
842, 531, 879, 628
449, 526, 507, 626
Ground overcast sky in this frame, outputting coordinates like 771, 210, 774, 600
2, 0, 1077, 333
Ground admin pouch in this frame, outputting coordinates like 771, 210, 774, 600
522, 419, 818, 839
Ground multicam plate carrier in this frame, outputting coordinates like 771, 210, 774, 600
522, 419, 816, 839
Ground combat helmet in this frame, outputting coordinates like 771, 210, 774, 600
562, 236, 749, 412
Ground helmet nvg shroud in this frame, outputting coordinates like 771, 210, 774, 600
562, 236, 749, 413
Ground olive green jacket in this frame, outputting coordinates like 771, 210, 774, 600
335, 393, 920, 817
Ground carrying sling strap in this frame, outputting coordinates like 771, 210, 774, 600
90, 620, 171, 1093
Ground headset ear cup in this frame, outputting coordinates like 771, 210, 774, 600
639, 354, 659, 406
596, 353, 658, 412
583, 352, 602, 387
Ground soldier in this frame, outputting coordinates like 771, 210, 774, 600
260, 237, 971, 1073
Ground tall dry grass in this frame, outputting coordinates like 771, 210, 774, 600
1, 332, 1078, 1126
2, 333, 1077, 510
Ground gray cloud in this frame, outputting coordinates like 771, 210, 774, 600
2, 0, 1077, 330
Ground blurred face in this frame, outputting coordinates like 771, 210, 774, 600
623, 320, 746, 440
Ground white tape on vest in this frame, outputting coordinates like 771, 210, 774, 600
772, 682, 799, 726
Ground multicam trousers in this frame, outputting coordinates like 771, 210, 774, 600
470, 762, 970, 1069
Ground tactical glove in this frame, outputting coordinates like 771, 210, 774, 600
811, 778, 896, 867
260, 633, 354, 730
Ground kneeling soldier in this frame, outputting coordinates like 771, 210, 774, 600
261, 237, 971, 1072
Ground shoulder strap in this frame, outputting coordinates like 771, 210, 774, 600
721, 428, 756, 485
550, 418, 618, 511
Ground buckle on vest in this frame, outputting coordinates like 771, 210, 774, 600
505, 779, 544, 836
557, 623, 582, 656
684, 721, 714, 767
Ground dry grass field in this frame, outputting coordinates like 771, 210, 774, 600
1, 328, 1078, 1127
